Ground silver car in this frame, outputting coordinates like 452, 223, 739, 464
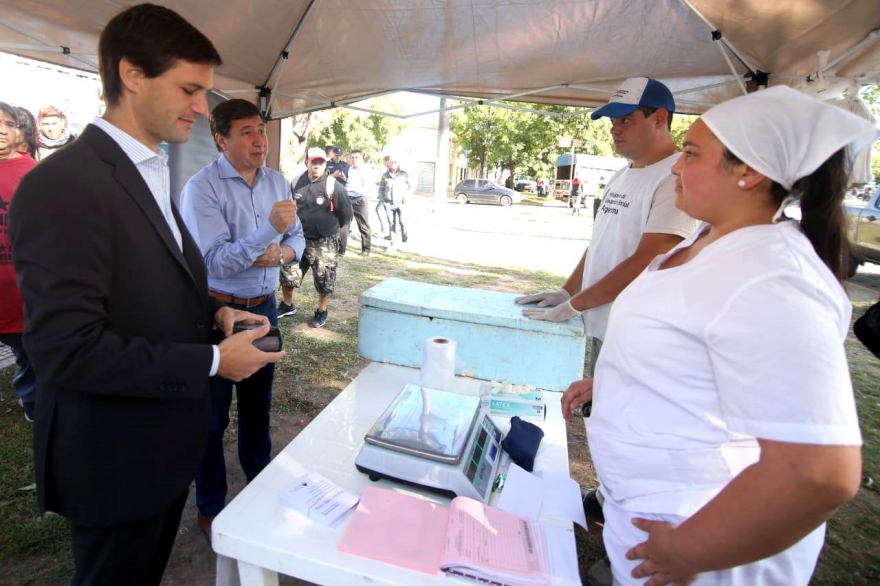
452, 179, 523, 207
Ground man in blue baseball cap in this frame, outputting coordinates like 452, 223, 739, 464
517, 77, 698, 375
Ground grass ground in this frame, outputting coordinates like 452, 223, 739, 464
0, 249, 878, 585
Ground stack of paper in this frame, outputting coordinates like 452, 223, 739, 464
338, 486, 550, 585
279, 472, 359, 526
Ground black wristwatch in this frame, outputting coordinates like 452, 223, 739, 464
581, 401, 593, 418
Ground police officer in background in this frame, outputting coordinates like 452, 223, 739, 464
279, 148, 353, 328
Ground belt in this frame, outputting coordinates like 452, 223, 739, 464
209, 290, 272, 308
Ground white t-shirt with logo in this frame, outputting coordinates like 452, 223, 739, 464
587, 221, 861, 583
581, 153, 699, 339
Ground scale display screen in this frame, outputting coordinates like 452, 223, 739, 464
464, 414, 502, 495
364, 384, 481, 464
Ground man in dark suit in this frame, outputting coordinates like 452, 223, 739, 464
9, 5, 284, 585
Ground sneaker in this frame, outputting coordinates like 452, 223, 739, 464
309, 309, 328, 328
360, 250, 370, 257
277, 301, 297, 318
19, 399, 34, 423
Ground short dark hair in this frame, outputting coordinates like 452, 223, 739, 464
209, 99, 263, 151
637, 106, 673, 131
98, 4, 222, 107
0, 101, 17, 123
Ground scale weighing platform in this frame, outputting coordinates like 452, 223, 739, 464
355, 384, 505, 503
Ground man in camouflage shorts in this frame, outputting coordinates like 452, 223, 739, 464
278, 147, 353, 328
280, 235, 338, 301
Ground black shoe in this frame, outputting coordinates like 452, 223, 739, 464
401, 234, 408, 243
360, 250, 370, 257
581, 486, 605, 523
383, 234, 393, 241
19, 398, 34, 423
278, 302, 297, 318
309, 309, 328, 328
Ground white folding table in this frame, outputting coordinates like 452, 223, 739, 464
212, 362, 576, 586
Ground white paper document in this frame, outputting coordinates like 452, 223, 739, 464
279, 471, 359, 526
496, 463, 544, 520
534, 470, 587, 530
497, 464, 587, 530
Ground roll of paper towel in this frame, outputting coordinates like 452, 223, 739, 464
419, 336, 456, 390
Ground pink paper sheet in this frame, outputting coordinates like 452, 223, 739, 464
337, 486, 448, 574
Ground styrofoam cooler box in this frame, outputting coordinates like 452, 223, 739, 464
357, 278, 586, 392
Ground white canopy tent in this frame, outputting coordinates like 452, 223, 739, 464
0, 0, 878, 120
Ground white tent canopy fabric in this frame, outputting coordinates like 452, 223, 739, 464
0, 0, 878, 118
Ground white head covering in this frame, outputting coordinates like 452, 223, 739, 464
701, 86, 879, 191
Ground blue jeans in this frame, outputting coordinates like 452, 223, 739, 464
195, 296, 277, 518
0, 333, 36, 405
376, 199, 392, 231
390, 204, 407, 242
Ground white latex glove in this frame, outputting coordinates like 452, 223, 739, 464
514, 288, 571, 307
522, 300, 581, 322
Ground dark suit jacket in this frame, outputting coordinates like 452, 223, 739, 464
10, 125, 222, 527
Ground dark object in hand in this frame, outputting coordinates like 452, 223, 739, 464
233, 322, 283, 352
854, 302, 880, 359
581, 401, 592, 418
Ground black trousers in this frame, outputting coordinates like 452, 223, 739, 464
350, 197, 372, 252
70, 490, 188, 586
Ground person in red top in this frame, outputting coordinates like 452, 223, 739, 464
0, 101, 37, 421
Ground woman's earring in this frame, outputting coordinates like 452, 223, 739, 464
737, 180, 747, 188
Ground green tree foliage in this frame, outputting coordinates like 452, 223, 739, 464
450, 103, 619, 185
670, 114, 698, 148
859, 86, 879, 183
448, 105, 504, 178
860, 85, 880, 119
308, 97, 404, 164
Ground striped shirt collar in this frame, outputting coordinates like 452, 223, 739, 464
91, 117, 168, 166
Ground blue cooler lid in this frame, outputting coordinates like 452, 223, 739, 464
359, 277, 584, 338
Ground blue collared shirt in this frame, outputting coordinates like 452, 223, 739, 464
347, 164, 376, 198
180, 155, 305, 298
92, 117, 183, 250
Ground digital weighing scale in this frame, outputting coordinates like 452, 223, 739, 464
355, 384, 505, 503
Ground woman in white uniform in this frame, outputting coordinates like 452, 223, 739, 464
562, 86, 878, 586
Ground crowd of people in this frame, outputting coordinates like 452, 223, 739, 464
1, 100, 84, 424
0, 4, 876, 586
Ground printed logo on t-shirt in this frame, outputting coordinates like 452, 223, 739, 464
600, 190, 631, 216
293, 192, 303, 200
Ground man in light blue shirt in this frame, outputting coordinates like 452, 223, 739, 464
345, 149, 375, 256
180, 99, 304, 543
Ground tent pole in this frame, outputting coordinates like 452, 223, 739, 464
712, 31, 748, 95
0, 42, 93, 57
795, 29, 880, 88
262, 0, 320, 115
676, 0, 758, 74
819, 29, 880, 75
0, 17, 97, 71
672, 78, 751, 96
